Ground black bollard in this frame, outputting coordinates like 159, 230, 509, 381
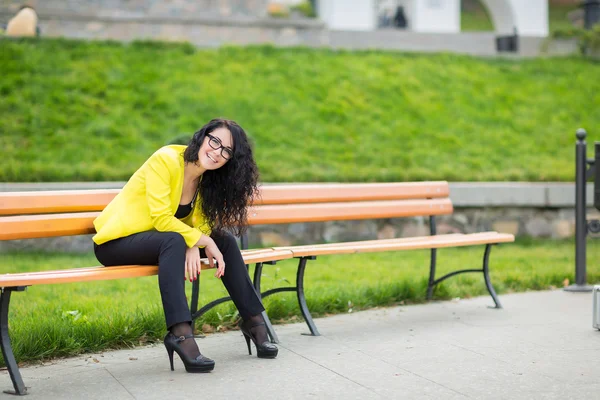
582, 0, 600, 29
565, 129, 594, 292
595, 142, 600, 211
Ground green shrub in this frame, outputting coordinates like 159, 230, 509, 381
551, 25, 600, 55
291, 1, 316, 18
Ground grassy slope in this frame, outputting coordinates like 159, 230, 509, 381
1, 39, 599, 183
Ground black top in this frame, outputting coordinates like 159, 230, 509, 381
175, 189, 198, 219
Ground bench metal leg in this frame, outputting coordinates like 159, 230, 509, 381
191, 295, 232, 321
191, 256, 320, 338
0, 287, 27, 396
482, 244, 502, 309
190, 278, 201, 335
190, 262, 281, 343
426, 248, 437, 300
427, 216, 438, 300
296, 257, 320, 336
427, 244, 502, 309
252, 263, 280, 344
191, 235, 250, 332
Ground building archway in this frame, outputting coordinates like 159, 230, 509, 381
478, 0, 516, 34
478, 0, 548, 36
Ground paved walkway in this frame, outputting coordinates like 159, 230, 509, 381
1, 290, 598, 399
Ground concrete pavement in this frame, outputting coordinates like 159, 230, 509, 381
1, 290, 598, 399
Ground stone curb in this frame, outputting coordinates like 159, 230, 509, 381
0, 182, 594, 208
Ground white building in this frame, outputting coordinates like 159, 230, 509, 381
312, 0, 549, 36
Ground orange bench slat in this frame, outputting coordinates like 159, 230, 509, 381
0, 212, 99, 240
258, 182, 450, 205
349, 233, 515, 253
0, 199, 453, 240
0, 232, 514, 288
249, 198, 453, 225
0, 182, 450, 216
274, 232, 513, 257
0, 249, 295, 288
0, 189, 120, 215
0, 265, 160, 287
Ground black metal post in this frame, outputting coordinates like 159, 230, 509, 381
426, 216, 438, 300
595, 142, 600, 210
566, 129, 594, 292
582, 0, 600, 29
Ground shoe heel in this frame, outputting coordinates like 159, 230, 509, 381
166, 346, 175, 371
164, 332, 215, 373
243, 332, 252, 355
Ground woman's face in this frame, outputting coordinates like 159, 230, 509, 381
197, 127, 233, 171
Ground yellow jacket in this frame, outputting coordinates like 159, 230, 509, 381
93, 145, 211, 247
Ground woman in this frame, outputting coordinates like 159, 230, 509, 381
92, 118, 277, 373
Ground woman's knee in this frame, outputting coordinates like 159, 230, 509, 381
161, 232, 187, 252
212, 231, 238, 252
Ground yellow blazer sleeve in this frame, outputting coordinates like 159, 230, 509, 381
145, 151, 202, 248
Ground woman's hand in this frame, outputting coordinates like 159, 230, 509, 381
185, 247, 202, 282
204, 240, 226, 279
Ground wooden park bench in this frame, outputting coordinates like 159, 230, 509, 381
0, 181, 514, 395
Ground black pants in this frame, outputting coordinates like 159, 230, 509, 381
94, 231, 265, 329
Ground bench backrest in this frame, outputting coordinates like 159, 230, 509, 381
0, 182, 452, 240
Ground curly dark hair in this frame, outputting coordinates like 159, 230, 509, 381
183, 118, 259, 236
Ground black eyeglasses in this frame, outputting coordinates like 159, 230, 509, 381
206, 134, 234, 160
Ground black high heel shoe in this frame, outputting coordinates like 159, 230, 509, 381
163, 332, 215, 373
239, 320, 278, 359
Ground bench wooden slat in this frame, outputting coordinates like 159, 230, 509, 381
238, 249, 294, 264
351, 233, 514, 253
0, 199, 453, 240
0, 265, 160, 287
0, 249, 295, 288
272, 233, 469, 253
0, 182, 450, 216
0, 230, 513, 287
250, 198, 453, 225
276, 232, 513, 257
258, 182, 450, 205
0, 249, 291, 277
0, 212, 98, 240
0, 190, 121, 216
272, 234, 467, 256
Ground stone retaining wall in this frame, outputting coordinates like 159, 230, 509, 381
2, 206, 598, 254
247, 206, 600, 249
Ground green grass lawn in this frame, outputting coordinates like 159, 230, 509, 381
1, 238, 598, 366
1, 39, 599, 183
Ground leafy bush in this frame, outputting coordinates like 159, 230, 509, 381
551, 25, 600, 55
291, 1, 316, 18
